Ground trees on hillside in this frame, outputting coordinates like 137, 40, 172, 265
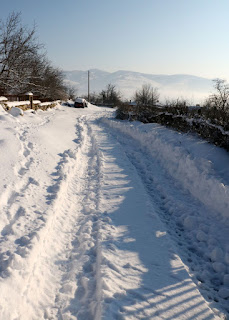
0, 12, 68, 100
134, 84, 159, 106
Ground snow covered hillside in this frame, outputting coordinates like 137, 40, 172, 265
64, 69, 213, 103
0, 102, 228, 319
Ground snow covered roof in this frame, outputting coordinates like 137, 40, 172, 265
129, 100, 137, 106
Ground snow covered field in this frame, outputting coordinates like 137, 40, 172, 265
0, 102, 228, 319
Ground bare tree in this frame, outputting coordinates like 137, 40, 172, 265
99, 83, 122, 105
0, 12, 42, 93
207, 78, 229, 111
134, 83, 159, 106
0, 12, 69, 100
85, 91, 99, 104
40, 63, 68, 100
66, 85, 77, 100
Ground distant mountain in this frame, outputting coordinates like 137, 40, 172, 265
64, 69, 213, 103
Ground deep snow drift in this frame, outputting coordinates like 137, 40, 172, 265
0, 103, 228, 319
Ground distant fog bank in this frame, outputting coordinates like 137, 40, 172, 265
64, 69, 213, 104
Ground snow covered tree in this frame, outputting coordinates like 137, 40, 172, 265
0, 12, 41, 93
0, 12, 68, 100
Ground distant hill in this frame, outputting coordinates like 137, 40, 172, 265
64, 69, 213, 103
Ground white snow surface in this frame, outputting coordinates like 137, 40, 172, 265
0, 102, 228, 319
5, 100, 41, 108
0, 96, 8, 102
8, 106, 24, 117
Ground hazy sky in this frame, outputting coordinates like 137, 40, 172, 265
1, 0, 229, 80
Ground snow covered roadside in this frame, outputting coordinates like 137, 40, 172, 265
103, 119, 229, 220
0, 103, 226, 319
101, 117, 229, 317
88, 119, 219, 319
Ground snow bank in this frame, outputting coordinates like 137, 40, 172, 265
104, 119, 229, 220
0, 105, 7, 113
9, 107, 24, 117
101, 118, 229, 317
0, 104, 17, 121
0, 96, 8, 102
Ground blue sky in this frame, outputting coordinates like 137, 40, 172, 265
1, 0, 229, 80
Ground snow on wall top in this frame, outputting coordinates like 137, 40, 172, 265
6, 100, 41, 107
0, 96, 8, 102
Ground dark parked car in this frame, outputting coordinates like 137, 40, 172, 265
74, 98, 87, 108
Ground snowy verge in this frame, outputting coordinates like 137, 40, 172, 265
103, 118, 229, 221
88, 118, 219, 319
100, 117, 229, 317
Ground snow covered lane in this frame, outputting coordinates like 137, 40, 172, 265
0, 106, 105, 319
100, 117, 229, 319
87, 118, 218, 320
0, 104, 221, 319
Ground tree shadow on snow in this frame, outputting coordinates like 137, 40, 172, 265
55, 126, 216, 319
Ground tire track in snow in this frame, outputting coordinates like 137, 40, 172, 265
99, 118, 228, 319
80, 118, 217, 320
50, 118, 104, 319
0, 115, 54, 277
0, 111, 53, 227
0, 116, 104, 319
0, 109, 220, 319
